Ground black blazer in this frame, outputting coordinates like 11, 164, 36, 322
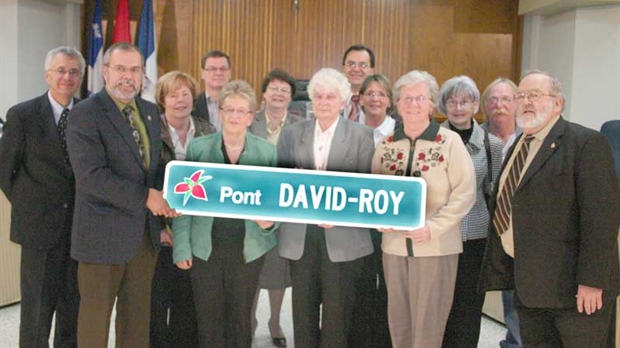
192, 93, 211, 125
479, 117, 620, 308
66, 89, 164, 264
0, 93, 76, 248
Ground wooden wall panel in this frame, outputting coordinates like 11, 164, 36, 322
82, 0, 521, 112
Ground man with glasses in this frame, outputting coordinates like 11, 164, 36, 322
66, 42, 178, 347
481, 78, 523, 348
341, 44, 375, 123
479, 70, 619, 348
0, 46, 84, 348
194, 50, 232, 131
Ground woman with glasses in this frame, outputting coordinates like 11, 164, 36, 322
359, 74, 397, 145
172, 80, 278, 348
436, 76, 503, 348
276, 68, 375, 348
150, 71, 215, 348
372, 70, 476, 348
249, 69, 303, 348
349, 74, 395, 348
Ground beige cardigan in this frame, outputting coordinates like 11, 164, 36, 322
371, 121, 476, 257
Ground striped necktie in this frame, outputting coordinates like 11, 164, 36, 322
493, 135, 534, 235
347, 95, 360, 122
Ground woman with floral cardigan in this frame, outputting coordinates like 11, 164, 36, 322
371, 70, 476, 348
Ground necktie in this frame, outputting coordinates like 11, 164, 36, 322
122, 105, 146, 166
493, 135, 534, 235
347, 95, 360, 122
57, 108, 70, 166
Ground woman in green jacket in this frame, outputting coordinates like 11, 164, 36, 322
173, 80, 278, 348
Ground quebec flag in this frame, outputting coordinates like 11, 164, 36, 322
137, 0, 157, 103
87, 0, 104, 96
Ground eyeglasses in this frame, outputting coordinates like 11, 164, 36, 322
514, 91, 557, 103
220, 107, 252, 117
267, 86, 291, 94
400, 95, 430, 105
446, 99, 473, 109
487, 96, 513, 105
48, 68, 82, 77
344, 61, 370, 69
363, 91, 388, 99
204, 66, 230, 73
106, 65, 143, 75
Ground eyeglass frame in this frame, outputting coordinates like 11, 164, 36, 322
514, 90, 558, 103
219, 107, 253, 117
47, 67, 82, 78
105, 64, 144, 75
344, 61, 370, 69
446, 99, 474, 109
203, 66, 231, 73
399, 95, 431, 105
266, 86, 292, 94
363, 91, 388, 99
486, 96, 514, 105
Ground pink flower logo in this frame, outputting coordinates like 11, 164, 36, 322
174, 170, 213, 206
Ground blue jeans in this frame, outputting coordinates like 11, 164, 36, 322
500, 290, 522, 348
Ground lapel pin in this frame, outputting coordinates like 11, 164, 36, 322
147, 115, 152, 121
550, 143, 556, 149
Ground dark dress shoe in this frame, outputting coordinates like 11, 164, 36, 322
271, 336, 287, 347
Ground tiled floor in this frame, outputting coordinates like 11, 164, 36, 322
0, 288, 507, 347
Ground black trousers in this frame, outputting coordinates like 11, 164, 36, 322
289, 225, 366, 348
515, 291, 616, 348
190, 247, 264, 348
150, 246, 198, 348
20, 236, 79, 348
442, 238, 487, 348
348, 229, 391, 348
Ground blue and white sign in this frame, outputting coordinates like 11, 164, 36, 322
163, 161, 426, 230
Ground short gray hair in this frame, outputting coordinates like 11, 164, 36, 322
44, 46, 86, 75
393, 70, 439, 108
308, 68, 351, 102
102, 42, 144, 67
521, 69, 565, 111
437, 75, 480, 115
219, 80, 258, 112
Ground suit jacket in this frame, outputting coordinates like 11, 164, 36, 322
0, 93, 77, 249
249, 110, 304, 140
276, 117, 375, 262
479, 117, 620, 308
66, 89, 164, 264
172, 132, 279, 264
192, 93, 211, 125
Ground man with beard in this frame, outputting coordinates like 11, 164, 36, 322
479, 70, 620, 348
66, 42, 178, 348
193, 50, 231, 131
481, 78, 523, 348
341, 45, 375, 124
0, 46, 84, 348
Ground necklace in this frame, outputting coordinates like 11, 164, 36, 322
224, 142, 244, 150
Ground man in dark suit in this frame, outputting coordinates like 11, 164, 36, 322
0, 46, 84, 348
66, 42, 177, 348
193, 50, 231, 131
479, 70, 620, 348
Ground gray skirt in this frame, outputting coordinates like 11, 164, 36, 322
257, 246, 291, 289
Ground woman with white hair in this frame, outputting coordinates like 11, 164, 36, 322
436, 75, 503, 348
276, 68, 375, 348
372, 70, 476, 348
